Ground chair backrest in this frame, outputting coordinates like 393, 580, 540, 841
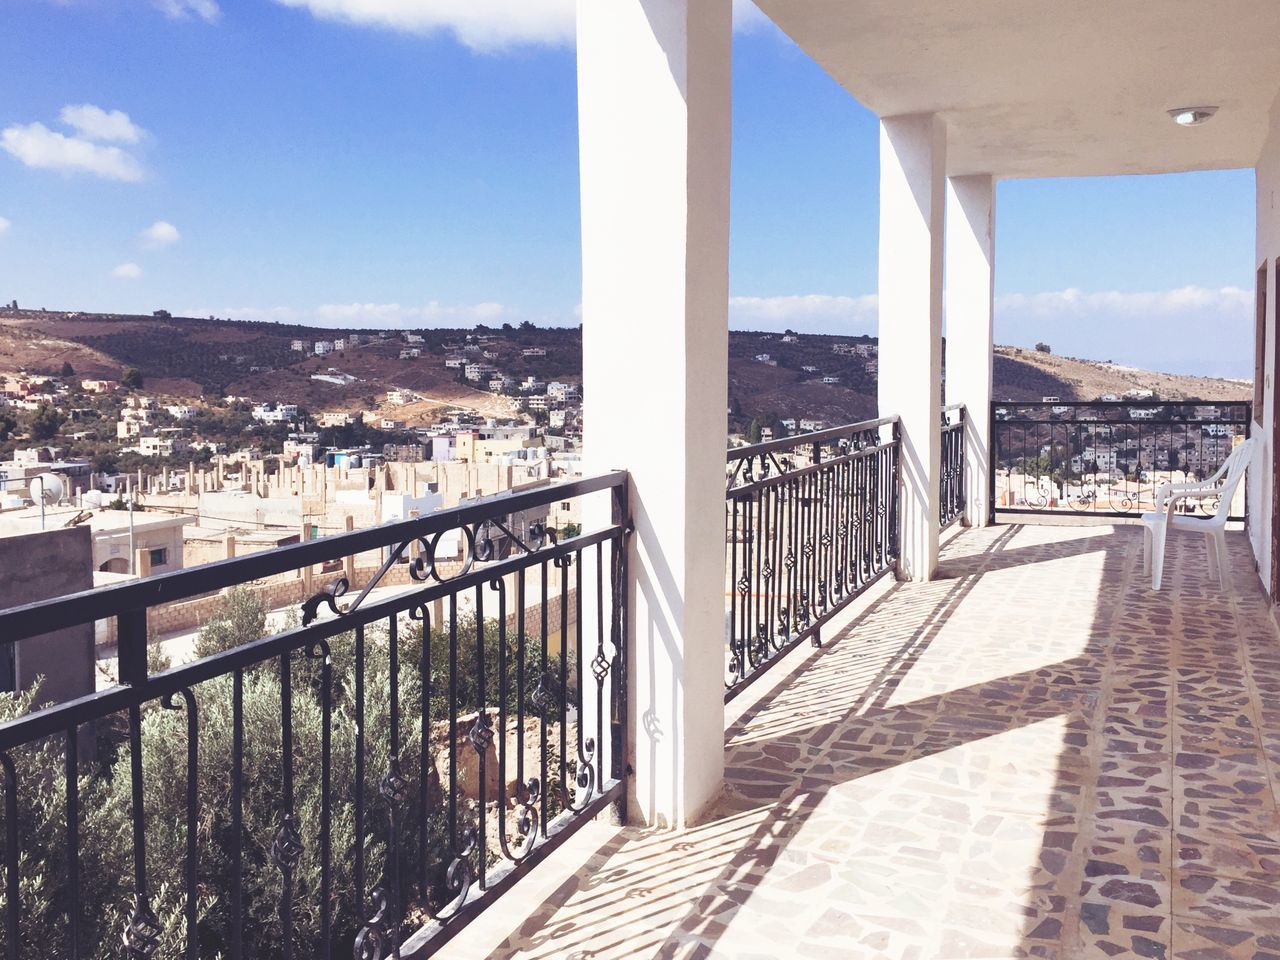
1211, 435, 1255, 520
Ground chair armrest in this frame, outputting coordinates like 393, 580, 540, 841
1155, 480, 1216, 510
1161, 487, 1222, 522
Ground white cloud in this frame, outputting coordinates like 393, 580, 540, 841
729, 293, 878, 334
272, 0, 574, 51
140, 220, 181, 248
1, 120, 144, 182
0, 217, 9, 236
111, 262, 143, 280
154, 0, 221, 22
996, 285, 1254, 379
996, 285, 1252, 319
273, 0, 773, 52
58, 104, 143, 144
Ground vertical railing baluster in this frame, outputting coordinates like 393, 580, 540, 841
474, 584, 489, 890
305, 641, 332, 960
231, 668, 244, 960
558, 555, 570, 806
386, 614, 404, 957
538, 563, 549, 837
65, 727, 79, 960
353, 625, 365, 920
161, 689, 198, 960
417, 609, 431, 898
274, 652, 301, 960
1, 752, 17, 960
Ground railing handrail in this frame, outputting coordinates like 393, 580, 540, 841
0, 470, 628, 644
727, 415, 900, 463
994, 399, 1252, 411
0, 522, 623, 751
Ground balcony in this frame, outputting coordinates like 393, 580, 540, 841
455, 520, 1280, 959
0, 402, 1265, 957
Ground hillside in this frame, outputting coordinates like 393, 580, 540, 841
0, 309, 1252, 429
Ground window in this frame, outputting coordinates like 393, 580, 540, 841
561, 502, 572, 510
149, 547, 169, 568
1255, 262, 1267, 419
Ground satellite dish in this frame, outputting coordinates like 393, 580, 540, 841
32, 472, 66, 505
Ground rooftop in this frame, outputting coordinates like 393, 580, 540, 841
456, 522, 1280, 959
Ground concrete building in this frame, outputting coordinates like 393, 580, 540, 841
0, 525, 95, 702
0, 505, 191, 576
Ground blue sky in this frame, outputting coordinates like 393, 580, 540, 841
0, 0, 1257, 378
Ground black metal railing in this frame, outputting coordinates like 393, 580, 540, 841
990, 400, 1251, 520
0, 473, 629, 959
940, 405, 966, 529
725, 417, 900, 700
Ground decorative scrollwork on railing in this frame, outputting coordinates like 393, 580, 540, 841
567, 737, 597, 812
379, 760, 409, 807
513, 777, 541, 856
352, 888, 391, 960
529, 670, 560, 714
271, 814, 304, 873
428, 823, 478, 921
301, 577, 349, 626
123, 900, 162, 959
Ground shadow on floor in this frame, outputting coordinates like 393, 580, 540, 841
477, 523, 1280, 960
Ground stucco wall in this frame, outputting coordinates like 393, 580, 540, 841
1251, 92, 1280, 590
0, 526, 96, 705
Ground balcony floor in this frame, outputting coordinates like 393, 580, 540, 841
481, 523, 1280, 960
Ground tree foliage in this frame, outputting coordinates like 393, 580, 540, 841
0, 587, 573, 958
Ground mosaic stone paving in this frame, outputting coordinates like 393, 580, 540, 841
470, 524, 1280, 960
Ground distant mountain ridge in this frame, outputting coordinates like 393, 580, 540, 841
0, 308, 1251, 429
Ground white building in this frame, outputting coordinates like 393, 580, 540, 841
314, 341, 333, 356
547, 381, 579, 402
165, 405, 198, 421
251, 403, 299, 424
290, 340, 306, 352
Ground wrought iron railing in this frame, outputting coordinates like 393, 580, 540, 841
990, 400, 1251, 520
725, 417, 900, 699
940, 405, 966, 529
0, 473, 629, 958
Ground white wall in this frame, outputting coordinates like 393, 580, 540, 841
878, 113, 946, 580
1250, 91, 1280, 592
578, 0, 732, 828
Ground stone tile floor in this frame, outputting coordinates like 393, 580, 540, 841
475, 523, 1280, 960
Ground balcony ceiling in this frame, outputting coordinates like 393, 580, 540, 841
753, 0, 1280, 178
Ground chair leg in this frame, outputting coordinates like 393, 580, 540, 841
1214, 530, 1229, 588
1151, 526, 1167, 591
1143, 527, 1151, 577
1205, 532, 1218, 583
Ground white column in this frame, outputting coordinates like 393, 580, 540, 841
945, 175, 996, 527
578, 0, 731, 828
878, 113, 946, 581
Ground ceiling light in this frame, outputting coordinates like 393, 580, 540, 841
1168, 106, 1218, 127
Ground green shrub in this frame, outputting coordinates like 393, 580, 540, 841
0, 590, 575, 958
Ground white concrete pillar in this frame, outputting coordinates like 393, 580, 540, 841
878, 113, 946, 581
578, 0, 731, 829
945, 175, 996, 527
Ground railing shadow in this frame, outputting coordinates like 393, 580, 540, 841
476, 527, 1274, 960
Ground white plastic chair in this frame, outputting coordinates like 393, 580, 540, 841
1140, 436, 1255, 591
